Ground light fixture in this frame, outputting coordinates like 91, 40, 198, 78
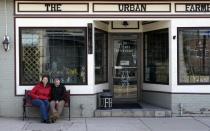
2, 0, 10, 52
122, 21, 129, 26
2, 35, 9, 51
173, 36, 176, 40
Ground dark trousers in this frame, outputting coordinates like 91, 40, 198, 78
32, 99, 49, 120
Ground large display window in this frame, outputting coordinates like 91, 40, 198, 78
144, 28, 169, 84
94, 28, 108, 84
19, 28, 87, 85
178, 28, 210, 84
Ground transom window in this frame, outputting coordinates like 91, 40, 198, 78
19, 28, 87, 85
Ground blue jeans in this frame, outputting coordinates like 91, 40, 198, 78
32, 99, 49, 120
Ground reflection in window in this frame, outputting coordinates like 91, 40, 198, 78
178, 28, 210, 84
144, 28, 169, 84
95, 29, 108, 84
20, 28, 87, 85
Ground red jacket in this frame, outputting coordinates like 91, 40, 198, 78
30, 82, 51, 100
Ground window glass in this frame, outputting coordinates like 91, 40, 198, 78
144, 28, 169, 84
178, 28, 210, 84
95, 29, 108, 84
20, 28, 87, 85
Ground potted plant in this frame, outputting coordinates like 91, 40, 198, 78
68, 68, 78, 83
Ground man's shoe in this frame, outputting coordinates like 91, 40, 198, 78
51, 119, 55, 123
54, 112, 59, 120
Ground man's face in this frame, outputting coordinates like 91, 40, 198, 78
54, 79, 60, 86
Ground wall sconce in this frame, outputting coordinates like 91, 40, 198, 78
3, 0, 9, 52
2, 35, 9, 51
173, 36, 176, 40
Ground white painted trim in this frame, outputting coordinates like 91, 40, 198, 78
15, 18, 210, 95
171, 18, 210, 93
15, 18, 95, 95
142, 21, 172, 93
94, 83, 109, 93
143, 83, 171, 92
142, 21, 170, 32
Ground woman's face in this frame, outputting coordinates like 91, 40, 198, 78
42, 77, 48, 85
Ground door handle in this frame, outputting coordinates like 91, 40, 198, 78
114, 66, 123, 69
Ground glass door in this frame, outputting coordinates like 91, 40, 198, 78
113, 39, 138, 100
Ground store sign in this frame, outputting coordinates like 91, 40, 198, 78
176, 3, 210, 12
93, 3, 171, 12
17, 3, 89, 12
16, 1, 210, 15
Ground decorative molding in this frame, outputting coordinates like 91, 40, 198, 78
15, 1, 210, 16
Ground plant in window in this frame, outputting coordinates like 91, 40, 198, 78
80, 66, 86, 83
68, 68, 78, 83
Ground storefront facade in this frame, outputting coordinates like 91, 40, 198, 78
1, 0, 210, 117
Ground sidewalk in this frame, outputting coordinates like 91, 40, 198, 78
1, 117, 210, 131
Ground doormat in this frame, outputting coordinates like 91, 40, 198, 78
112, 103, 142, 109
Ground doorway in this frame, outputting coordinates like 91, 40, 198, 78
110, 34, 141, 104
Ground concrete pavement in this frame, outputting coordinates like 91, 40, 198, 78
1, 117, 210, 131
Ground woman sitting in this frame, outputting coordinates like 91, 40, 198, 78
29, 75, 51, 123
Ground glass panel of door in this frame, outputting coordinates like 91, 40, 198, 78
113, 39, 137, 99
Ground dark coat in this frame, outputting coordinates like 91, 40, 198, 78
51, 84, 66, 101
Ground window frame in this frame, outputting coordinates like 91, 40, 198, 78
178, 27, 210, 85
143, 28, 169, 85
94, 28, 108, 84
19, 27, 88, 86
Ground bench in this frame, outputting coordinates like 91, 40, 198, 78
23, 90, 70, 121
